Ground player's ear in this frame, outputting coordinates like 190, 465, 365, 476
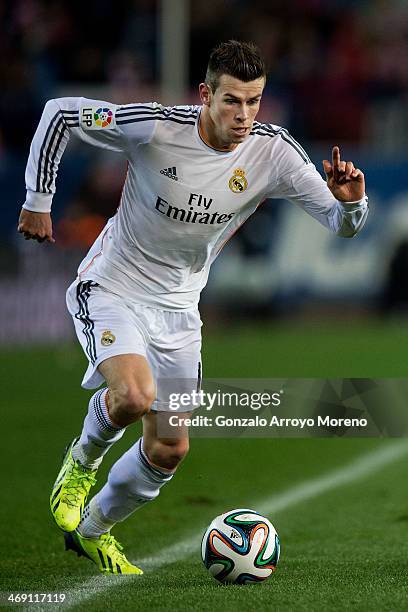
199, 82, 212, 106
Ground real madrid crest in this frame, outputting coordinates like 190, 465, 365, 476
101, 330, 116, 346
228, 168, 248, 193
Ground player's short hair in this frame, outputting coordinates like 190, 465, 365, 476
205, 40, 266, 92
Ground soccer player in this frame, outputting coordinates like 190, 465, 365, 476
18, 41, 368, 575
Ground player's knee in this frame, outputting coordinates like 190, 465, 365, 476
109, 383, 155, 425
147, 438, 189, 470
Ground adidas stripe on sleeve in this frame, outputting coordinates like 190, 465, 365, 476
23, 97, 175, 213
251, 122, 312, 165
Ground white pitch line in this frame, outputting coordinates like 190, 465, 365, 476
63, 440, 408, 610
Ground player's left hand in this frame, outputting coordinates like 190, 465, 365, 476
323, 146, 365, 203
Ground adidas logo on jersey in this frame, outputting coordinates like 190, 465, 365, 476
160, 166, 178, 181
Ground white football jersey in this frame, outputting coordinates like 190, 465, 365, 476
23, 97, 369, 310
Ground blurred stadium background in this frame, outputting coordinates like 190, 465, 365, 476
1, 0, 408, 344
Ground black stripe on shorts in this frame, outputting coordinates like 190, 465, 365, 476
74, 281, 98, 364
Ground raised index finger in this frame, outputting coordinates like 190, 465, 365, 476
332, 146, 341, 181
332, 145, 340, 169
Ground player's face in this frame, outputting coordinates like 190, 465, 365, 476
199, 74, 265, 151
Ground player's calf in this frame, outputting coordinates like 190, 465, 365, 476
144, 437, 189, 471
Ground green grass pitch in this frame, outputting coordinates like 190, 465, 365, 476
1, 320, 407, 610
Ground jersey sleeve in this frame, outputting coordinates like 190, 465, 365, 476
23, 97, 158, 213
266, 130, 369, 237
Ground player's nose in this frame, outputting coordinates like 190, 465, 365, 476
235, 105, 249, 122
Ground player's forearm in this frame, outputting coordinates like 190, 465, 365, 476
301, 191, 369, 237
285, 166, 369, 237
23, 97, 79, 213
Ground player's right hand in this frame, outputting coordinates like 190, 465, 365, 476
17, 209, 55, 243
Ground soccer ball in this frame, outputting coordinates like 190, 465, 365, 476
201, 508, 280, 585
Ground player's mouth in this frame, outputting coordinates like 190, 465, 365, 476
232, 127, 248, 136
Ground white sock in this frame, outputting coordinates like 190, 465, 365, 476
80, 438, 174, 535
72, 388, 125, 469
77, 497, 110, 538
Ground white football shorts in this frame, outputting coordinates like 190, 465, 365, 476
66, 280, 202, 412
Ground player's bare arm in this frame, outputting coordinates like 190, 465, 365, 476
17, 209, 55, 243
323, 146, 365, 203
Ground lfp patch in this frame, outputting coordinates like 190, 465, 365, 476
81, 106, 116, 130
